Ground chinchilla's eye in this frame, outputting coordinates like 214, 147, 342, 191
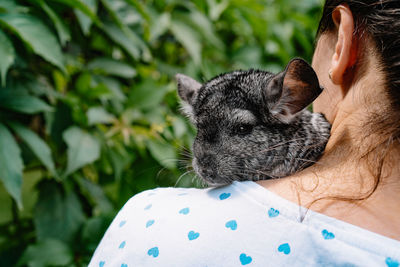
235, 124, 253, 136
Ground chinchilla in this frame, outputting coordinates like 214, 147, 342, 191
176, 58, 331, 186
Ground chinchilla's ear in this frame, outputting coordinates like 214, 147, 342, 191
264, 58, 322, 123
175, 73, 202, 105
175, 73, 202, 120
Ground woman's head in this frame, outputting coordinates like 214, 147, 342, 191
312, 0, 400, 136
308, 0, 400, 201
319, 0, 400, 103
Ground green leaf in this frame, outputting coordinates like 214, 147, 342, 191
172, 116, 187, 139
128, 80, 168, 110
124, 0, 151, 23
232, 45, 263, 69
74, 72, 113, 100
81, 216, 112, 252
102, 23, 140, 60
0, 13, 64, 70
102, 22, 151, 62
75, 10, 91, 35
87, 106, 116, 125
0, 89, 53, 114
206, 0, 229, 21
33, 181, 85, 243
147, 138, 177, 169
149, 12, 170, 42
76, 177, 113, 214
36, 0, 71, 45
87, 58, 137, 78
101, 0, 142, 26
107, 145, 134, 180
0, 0, 27, 13
52, 0, 100, 25
8, 122, 57, 178
176, 10, 225, 50
0, 0, 17, 11
74, 0, 97, 35
0, 29, 15, 86
96, 76, 127, 102
63, 127, 101, 177
99, 0, 151, 61
0, 123, 23, 208
18, 239, 73, 267
170, 19, 202, 65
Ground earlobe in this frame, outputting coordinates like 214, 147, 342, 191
330, 4, 357, 86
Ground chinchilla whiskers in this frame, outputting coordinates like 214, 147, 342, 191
248, 169, 280, 180
155, 159, 185, 172
178, 162, 193, 172
232, 170, 259, 181
197, 176, 209, 188
206, 180, 229, 187
156, 159, 191, 180
173, 156, 192, 165
178, 147, 193, 165
179, 149, 193, 159
174, 170, 195, 187
189, 172, 205, 188
161, 158, 188, 164
272, 155, 328, 167
298, 140, 330, 149
156, 167, 168, 180
177, 144, 192, 154
258, 137, 318, 153
227, 167, 277, 181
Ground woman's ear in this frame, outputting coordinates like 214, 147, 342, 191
330, 4, 358, 86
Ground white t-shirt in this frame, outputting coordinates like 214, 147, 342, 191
89, 181, 400, 267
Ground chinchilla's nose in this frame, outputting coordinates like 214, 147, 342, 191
198, 154, 216, 169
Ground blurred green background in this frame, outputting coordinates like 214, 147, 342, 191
0, 0, 322, 265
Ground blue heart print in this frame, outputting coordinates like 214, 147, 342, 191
219, 192, 231, 200
99, 261, 105, 267
148, 247, 159, 257
144, 204, 152, 210
239, 253, 252, 265
179, 207, 190, 215
119, 220, 126, 227
278, 243, 291, 255
225, 220, 237, 230
119, 241, 126, 249
268, 208, 280, 218
321, 229, 335, 240
121, 264, 127, 267
188, 230, 200, 240
146, 219, 155, 228
386, 257, 399, 267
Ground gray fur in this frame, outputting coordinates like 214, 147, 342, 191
176, 58, 331, 186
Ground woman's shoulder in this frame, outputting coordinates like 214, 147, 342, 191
121, 182, 252, 212
121, 184, 229, 211
90, 181, 400, 267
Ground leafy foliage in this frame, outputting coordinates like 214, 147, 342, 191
0, 0, 322, 265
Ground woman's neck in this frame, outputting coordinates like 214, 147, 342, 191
257, 139, 400, 240
259, 137, 400, 239
257, 79, 400, 240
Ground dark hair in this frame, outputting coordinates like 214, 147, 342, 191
318, 0, 400, 109
310, 1, 400, 204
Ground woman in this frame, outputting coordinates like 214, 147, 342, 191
89, 1, 400, 266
